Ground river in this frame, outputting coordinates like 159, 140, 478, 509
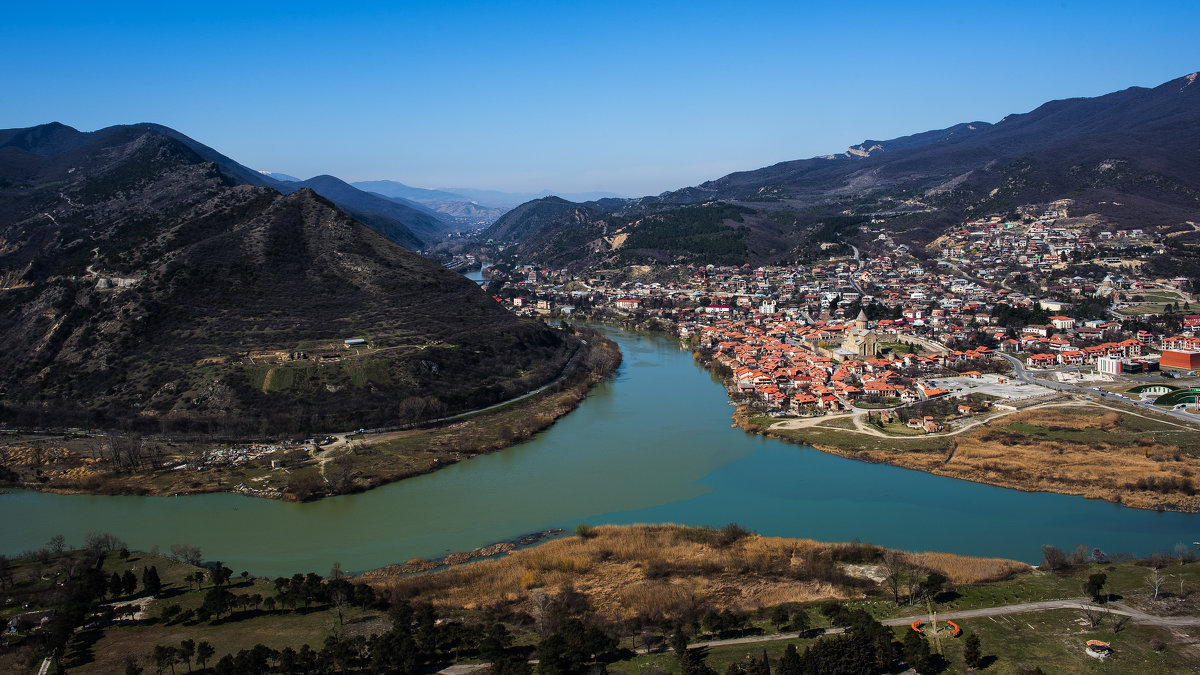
1, 326, 1195, 577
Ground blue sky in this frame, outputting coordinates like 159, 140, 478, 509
3, 1, 1197, 196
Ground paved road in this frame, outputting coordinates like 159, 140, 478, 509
847, 245, 867, 298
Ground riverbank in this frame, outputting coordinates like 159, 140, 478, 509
364, 524, 1032, 620
735, 399, 1200, 513
0, 329, 622, 503
10, 527, 1199, 674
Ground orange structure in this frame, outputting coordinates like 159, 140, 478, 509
1161, 349, 1200, 370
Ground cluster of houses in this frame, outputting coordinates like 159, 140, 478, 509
481, 200, 1198, 387
692, 316, 995, 416
934, 205, 1161, 284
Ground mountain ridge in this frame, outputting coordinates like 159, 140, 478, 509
0, 122, 578, 434
483, 72, 1200, 267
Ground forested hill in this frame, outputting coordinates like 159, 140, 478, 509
0, 123, 578, 434
483, 72, 1200, 267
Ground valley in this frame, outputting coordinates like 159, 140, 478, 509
3, 62, 1200, 674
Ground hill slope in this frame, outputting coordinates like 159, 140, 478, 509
274, 174, 448, 247
0, 123, 578, 434
487, 72, 1200, 266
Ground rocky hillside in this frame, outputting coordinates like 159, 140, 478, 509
0, 123, 578, 435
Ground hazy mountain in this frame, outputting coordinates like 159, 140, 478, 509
349, 181, 618, 227
351, 180, 627, 210
0, 122, 579, 434
259, 171, 302, 182
487, 72, 1200, 267
351, 180, 467, 203
443, 188, 627, 210
274, 174, 449, 246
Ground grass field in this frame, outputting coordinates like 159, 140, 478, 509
748, 414, 953, 455
0, 549, 387, 674
1117, 303, 1175, 316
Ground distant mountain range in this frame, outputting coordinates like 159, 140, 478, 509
351, 179, 626, 210
485, 72, 1200, 270
236, 176, 625, 229
0, 122, 578, 433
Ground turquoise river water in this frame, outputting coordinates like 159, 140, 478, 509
1, 325, 1196, 577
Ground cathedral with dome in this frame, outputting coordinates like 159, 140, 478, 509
840, 309, 879, 357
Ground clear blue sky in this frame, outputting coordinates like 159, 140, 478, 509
3, 1, 1197, 196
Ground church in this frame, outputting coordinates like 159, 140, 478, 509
840, 309, 879, 357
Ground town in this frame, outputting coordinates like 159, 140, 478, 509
466, 201, 1200, 432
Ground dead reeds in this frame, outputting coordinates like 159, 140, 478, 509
369, 524, 1028, 619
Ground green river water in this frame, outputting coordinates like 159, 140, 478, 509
1, 325, 1196, 577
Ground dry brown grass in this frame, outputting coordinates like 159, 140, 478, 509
837, 404, 1200, 512
902, 551, 1030, 585
1005, 408, 1121, 431
366, 525, 1028, 620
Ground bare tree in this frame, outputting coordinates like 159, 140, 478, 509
1149, 569, 1164, 601
330, 588, 348, 638
881, 550, 903, 604
530, 588, 556, 637
46, 534, 66, 554
1041, 545, 1067, 570
84, 532, 126, 558
1109, 609, 1130, 634
331, 454, 355, 492
170, 544, 203, 566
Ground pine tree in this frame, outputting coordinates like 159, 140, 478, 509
777, 644, 802, 675
963, 632, 983, 668
142, 566, 162, 596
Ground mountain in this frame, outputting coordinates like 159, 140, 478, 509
0, 122, 447, 250
259, 171, 302, 182
349, 180, 628, 227
487, 73, 1200, 267
0, 123, 580, 434
421, 200, 507, 227
351, 180, 467, 203
444, 188, 627, 210
273, 174, 449, 246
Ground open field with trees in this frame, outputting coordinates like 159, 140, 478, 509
3, 525, 1199, 673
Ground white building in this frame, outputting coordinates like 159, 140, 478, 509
1096, 355, 1122, 375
